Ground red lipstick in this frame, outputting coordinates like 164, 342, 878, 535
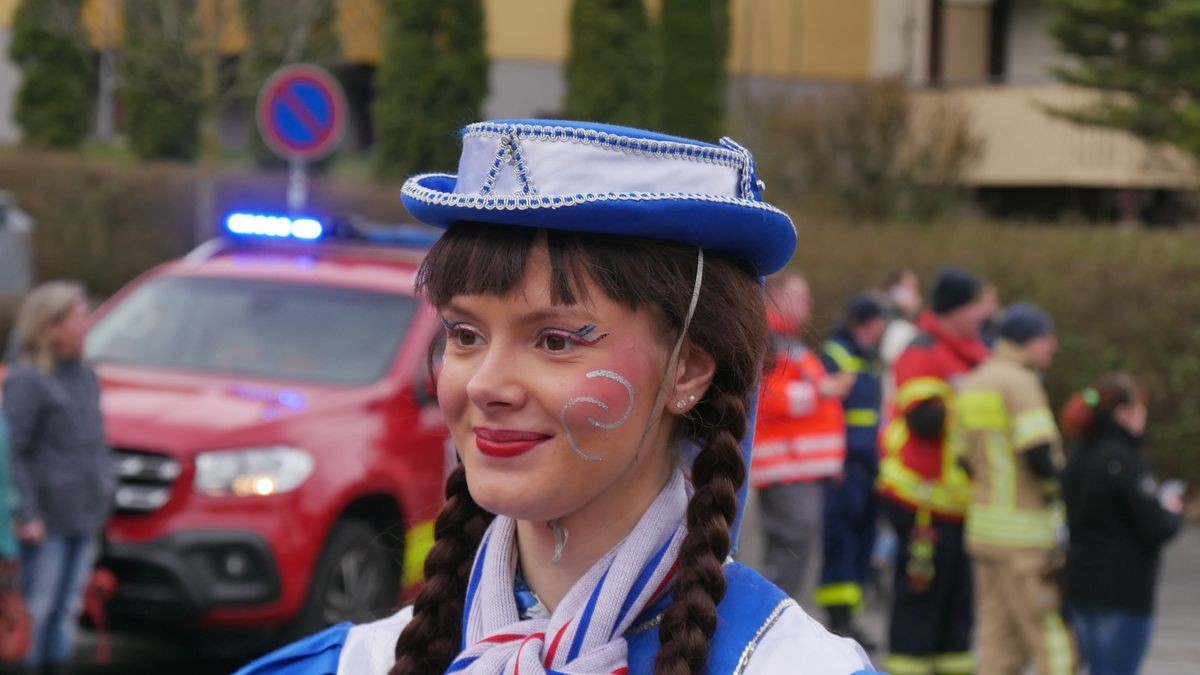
473, 428, 551, 458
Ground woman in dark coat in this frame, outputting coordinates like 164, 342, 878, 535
1059, 374, 1183, 675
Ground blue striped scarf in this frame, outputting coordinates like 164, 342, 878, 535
447, 470, 689, 674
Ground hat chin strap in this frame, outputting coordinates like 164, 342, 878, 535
668, 248, 705, 380
629, 249, 705, 462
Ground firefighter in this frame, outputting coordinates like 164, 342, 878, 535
816, 294, 887, 646
751, 271, 854, 600
959, 303, 1073, 675
879, 266, 991, 675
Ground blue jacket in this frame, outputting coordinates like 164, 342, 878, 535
820, 334, 882, 472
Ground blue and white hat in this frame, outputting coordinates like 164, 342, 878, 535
401, 119, 796, 275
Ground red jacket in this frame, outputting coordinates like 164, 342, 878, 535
878, 311, 989, 519
751, 316, 846, 488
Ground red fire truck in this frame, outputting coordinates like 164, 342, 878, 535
80, 214, 449, 640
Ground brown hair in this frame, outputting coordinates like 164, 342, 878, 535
1059, 373, 1145, 439
390, 224, 770, 675
14, 280, 87, 374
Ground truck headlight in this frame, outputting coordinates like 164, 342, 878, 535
194, 446, 314, 497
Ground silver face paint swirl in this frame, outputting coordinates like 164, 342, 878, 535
559, 369, 635, 462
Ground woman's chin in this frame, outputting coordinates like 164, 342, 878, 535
467, 476, 574, 523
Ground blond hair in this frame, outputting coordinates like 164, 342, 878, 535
14, 280, 87, 373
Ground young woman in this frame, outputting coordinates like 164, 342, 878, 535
3, 281, 113, 672
1060, 374, 1183, 675
238, 120, 877, 674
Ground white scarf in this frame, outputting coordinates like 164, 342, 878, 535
448, 470, 689, 674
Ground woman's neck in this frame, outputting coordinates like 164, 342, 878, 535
515, 453, 676, 611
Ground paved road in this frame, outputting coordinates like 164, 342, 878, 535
68, 512, 1200, 673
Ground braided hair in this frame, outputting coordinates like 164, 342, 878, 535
391, 223, 770, 674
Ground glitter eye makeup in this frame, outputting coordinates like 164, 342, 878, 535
559, 369, 635, 462
569, 324, 610, 344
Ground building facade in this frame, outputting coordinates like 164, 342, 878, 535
0, 0, 1193, 210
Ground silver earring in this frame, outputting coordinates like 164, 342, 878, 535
688, 394, 697, 403
676, 400, 686, 409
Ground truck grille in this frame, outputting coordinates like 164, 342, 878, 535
112, 449, 181, 514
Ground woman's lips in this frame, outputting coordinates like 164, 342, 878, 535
473, 428, 552, 458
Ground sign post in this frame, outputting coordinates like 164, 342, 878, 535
256, 64, 347, 214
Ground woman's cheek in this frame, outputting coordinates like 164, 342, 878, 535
558, 368, 637, 462
436, 359, 471, 423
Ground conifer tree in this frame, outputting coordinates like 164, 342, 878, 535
373, 0, 488, 179
1049, 0, 1200, 158
10, 0, 92, 149
657, 0, 729, 141
565, 0, 655, 128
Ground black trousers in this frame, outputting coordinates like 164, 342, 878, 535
884, 499, 973, 670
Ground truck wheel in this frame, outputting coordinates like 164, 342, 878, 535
288, 519, 401, 638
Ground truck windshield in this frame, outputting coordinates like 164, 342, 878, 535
87, 276, 417, 386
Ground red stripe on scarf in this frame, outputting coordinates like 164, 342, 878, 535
513, 632, 546, 675
543, 620, 573, 668
480, 633, 528, 644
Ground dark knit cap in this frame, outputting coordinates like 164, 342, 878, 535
999, 302, 1054, 344
931, 266, 982, 315
845, 293, 886, 326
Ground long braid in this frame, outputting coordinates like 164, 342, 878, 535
391, 464, 494, 674
653, 391, 748, 675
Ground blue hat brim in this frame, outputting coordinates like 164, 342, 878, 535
402, 173, 797, 276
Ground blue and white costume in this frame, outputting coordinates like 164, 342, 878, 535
235, 120, 882, 674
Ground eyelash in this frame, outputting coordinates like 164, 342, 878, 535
442, 320, 484, 347
439, 319, 604, 353
536, 329, 591, 352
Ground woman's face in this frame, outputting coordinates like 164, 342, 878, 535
1115, 399, 1148, 438
436, 248, 680, 523
49, 298, 89, 360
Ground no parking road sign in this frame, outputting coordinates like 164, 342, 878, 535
257, 64, 347, 162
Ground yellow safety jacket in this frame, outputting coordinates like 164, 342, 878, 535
957, 341, 1064, 557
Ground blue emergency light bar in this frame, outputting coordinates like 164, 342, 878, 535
225, 213, 324, 241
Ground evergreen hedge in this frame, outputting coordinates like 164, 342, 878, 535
372, 0, 487, 179
9, 0, 92, 149
790, 218, 1200, 486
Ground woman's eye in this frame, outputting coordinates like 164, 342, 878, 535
542, 333, 569, 352
443, 322, 483, 348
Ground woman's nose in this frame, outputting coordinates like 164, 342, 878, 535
464, 346, 527, 411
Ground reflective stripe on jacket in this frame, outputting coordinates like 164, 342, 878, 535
957, 341, 1064, 555
878, 312, 988, 519
820, 335, 882, 470
752, 337, 846, 488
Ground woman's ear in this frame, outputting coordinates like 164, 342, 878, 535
667, 342, 716, 415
